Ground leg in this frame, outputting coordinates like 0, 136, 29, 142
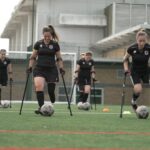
78, 85, 84, 102
130, 72, 141, 111
0, 80, 7, 105
1, 86, 7, 103
131, 83, 142, 110
34, 77, 45, 114
82, 85, 91, 103
47, 83, 56, 103
78, 91, 84, 102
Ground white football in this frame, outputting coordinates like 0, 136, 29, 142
2, 100, 10, 108
136, 105, 149, 119
77, 102, 84, 110
82, 102, 91, 111
40, 103, 54, 116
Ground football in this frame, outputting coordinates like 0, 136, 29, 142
40, 103, 54, 116
82, 102, 91, 111
136, 105, 149, 119
2, 100, 10, 108
77, 102, 83, 110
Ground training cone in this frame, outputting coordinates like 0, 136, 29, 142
123, 111, 131, 114
102, 107, 110, 112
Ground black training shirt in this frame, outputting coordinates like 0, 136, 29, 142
127, 43, 150, 72
77, 58, 94, 78
0, 58, 11, 75
34, 39, 60, 67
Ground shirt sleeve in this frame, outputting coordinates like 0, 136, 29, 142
7, 58, 11, 65
77, 59, 82, 65
91, 59, 94, 66
55, 42, 60, 52
33, 41, 40, 50
127, 46, 133, 55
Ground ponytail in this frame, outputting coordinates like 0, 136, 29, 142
48, 25, 59, 42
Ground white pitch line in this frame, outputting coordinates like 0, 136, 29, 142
0, 110, 133, 115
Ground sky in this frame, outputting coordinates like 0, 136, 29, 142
0, 0, 21, 51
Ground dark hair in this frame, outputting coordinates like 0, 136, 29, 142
42, 27, 51, 34
48, 25, 59, 41
42, 25, 59, 42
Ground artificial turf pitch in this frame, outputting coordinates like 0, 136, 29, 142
0, 103, 150, 150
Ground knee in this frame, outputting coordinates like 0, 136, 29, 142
134, 84, 142, 94
84, 86, 91, 93
35, 83, 44, 91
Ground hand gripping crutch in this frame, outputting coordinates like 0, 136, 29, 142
61, 73, 73, 116
120, 74, 127, 118
19, 73, 30, 115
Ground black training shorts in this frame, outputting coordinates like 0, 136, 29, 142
0, 73, 8, 86
131, 70, 149, 84
33, 66, 59, 82
78, 77, 91, 91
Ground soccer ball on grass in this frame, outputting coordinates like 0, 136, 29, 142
82, 102, 90, 111
2, 100, 10, 108
77, 101, 90, 111
77, 102, 83, 110
40, 103, 54, 116
136, 105, 149, 119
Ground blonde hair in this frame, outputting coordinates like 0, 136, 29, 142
85, 51, 93, 56
136, 30, 147, 40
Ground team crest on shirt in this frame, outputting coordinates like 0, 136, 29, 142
89, 62, 92, 66
133, 50, 137, 54
144, 50, 149, 55
3, 61, 7, 65
40, 44, 43, 48
83, 62, 85, 64
49, 45, 53, 49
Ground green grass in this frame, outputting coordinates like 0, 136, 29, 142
0, 103, 150, 149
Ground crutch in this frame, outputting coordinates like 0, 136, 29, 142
60, 73, 73, 116
92, 79, 96, 110
120, 74, 127, 118
9, 79, 13, 108
129, 75, 134, 87
19, 73, 30, 115
0, 87, 1, 105
69, 79, 76, 104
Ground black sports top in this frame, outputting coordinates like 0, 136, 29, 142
77, 58, 94, 78
0, 58, 11, 74
34, 39, 60, 68
127, 43, 150, 72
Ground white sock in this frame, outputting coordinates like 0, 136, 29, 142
131, 99, 137, 105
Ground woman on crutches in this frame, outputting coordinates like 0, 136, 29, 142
0, 49, 13, 106
74, 52, 96, 104
123, 30, 150, 112
27, 25, 65, 115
